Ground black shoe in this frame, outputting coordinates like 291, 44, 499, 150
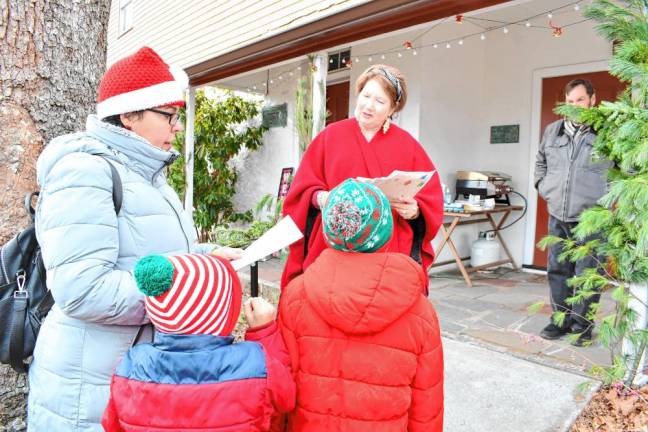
570, 326, 593, 347
540, 323, 570, 340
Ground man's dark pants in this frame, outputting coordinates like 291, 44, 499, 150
547, 215, 602, 331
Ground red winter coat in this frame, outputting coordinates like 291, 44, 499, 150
279, 248, 444, 432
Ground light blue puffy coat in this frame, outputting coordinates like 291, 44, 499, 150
27, 115, 212, 431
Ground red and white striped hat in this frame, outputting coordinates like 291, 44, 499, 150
96, 46, 188, 120
134, 254, 241, 336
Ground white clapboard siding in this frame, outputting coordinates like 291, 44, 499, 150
107, 0, 370, 70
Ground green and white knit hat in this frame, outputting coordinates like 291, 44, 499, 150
322, 179, 393, 253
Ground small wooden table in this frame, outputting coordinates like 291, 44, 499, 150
431, 205, 524, 287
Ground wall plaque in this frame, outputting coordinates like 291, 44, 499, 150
262, 103, 288, 128
490, 124, 519, 144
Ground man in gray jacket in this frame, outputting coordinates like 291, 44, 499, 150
534, 78, 611, 346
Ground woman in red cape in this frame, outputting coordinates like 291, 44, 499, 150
281, 64, 444, 290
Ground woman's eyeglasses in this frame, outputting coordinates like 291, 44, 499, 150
146, 108, 180, 126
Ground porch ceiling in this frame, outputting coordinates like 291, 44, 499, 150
187, 0, 512, 86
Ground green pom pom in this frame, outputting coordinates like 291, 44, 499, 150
134, 255, 174, 296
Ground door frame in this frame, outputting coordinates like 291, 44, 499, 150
523, 59, 611, 266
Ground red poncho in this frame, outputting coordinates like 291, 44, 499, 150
281, 118, 443, 288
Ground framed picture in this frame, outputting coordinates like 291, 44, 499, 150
277, 167, 294, 198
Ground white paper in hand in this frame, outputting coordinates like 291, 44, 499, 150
230, 216, 303, 271
358, 170, 436, 201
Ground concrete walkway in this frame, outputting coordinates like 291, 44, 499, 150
238, 258, 608, 432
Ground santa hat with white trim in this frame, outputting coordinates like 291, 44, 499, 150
96, 46, 188, 120
134, 253, 241, 336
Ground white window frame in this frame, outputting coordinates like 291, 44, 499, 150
118, 0, 134, 36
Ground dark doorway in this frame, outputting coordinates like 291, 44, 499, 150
532, 71, 625, 268
326, 81, 350, 125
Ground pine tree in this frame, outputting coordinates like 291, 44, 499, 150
538, 0, 648, 387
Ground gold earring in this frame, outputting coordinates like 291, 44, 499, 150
382, 118, 390, 134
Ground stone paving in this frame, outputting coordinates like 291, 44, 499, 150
428, 267, 614, 376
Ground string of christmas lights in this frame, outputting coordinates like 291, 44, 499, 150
237, 0, 590, 94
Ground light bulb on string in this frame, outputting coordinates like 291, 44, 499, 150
458, 39, 464, 45
297, 66, 302, 71
547, 12, 553, 19
525, 21, 531, 28
574, 4, 580, 11
279, 75, 283, 80
434, 43, 438, 48
381, 54, 385, 60
252, 85, 256, 90
289, 71, 293, 76
412, 50, 418, 56
503, 27, 509, 34
329, 58, 333, 63
446, 43, 451, 48
354, 57, 359, 62
480, 33, 486, 40
263, 83, 266, 87
270, 79, 274, 84
368, 56, 373, 62
398, 52, 403, 58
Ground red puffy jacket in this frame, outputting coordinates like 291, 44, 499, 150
279, 249, 443, 431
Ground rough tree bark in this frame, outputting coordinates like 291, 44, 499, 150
0, 1, 111, 429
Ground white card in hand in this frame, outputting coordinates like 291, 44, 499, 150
230, 216, 303, 271
357, 170, 436, 201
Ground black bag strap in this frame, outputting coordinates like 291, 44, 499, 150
99, 156, 123, 215
9, 293, 28, 373
24, 193, 38, 223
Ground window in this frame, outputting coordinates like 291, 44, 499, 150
119, 0, 134, 35
328, 49, 351, 72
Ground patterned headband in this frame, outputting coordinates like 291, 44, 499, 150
376, 67, 402, 103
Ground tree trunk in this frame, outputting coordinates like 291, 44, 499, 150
0, 1, 110, 428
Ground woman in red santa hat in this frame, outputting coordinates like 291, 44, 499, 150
27, 46, 240, 432
281, 64, 444, 291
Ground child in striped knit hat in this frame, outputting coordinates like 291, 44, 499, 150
102, 253, 295, 431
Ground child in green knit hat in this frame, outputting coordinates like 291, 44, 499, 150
322, 178, 393, 252
277, 178, 444, 430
